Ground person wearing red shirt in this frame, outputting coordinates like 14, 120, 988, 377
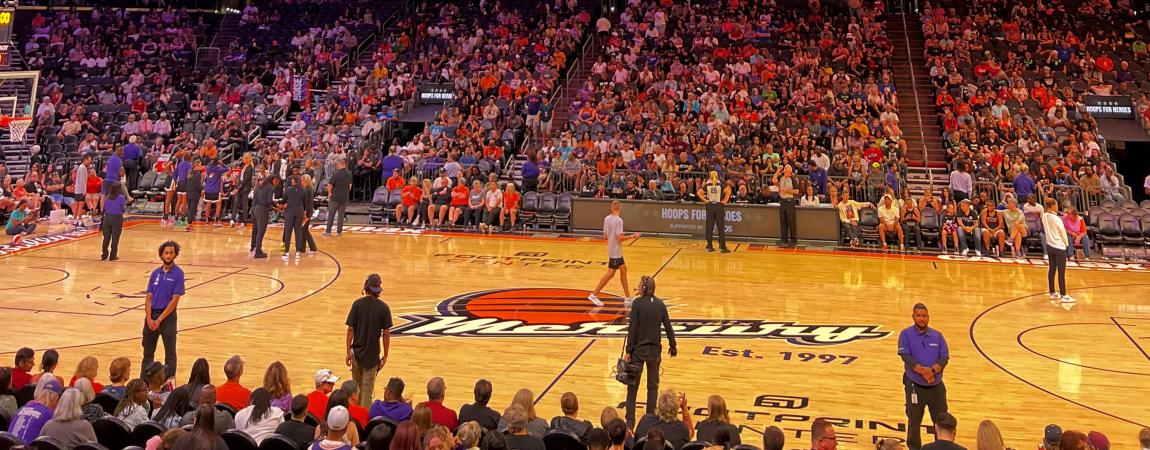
396, 177, 422, 226
339, 381, 369, 428
307, 369, 340, 420
449, 178, 470, 227
10, 348, 34, 389
68, 356, 103, 393
502, 184, 521, 230
216, 355, 252, 411
420, 377, 458, 430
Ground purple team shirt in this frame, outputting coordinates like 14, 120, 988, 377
8, 401, 53, 443
897, 325, 949, 386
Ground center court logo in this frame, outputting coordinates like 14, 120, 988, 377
392, 288, 891, 346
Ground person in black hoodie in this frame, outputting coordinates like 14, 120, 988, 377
624, 276, 677, 427
458, 379, 500, 431
549, 392, 592, 442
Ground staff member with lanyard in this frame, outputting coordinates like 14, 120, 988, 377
624, 276, 677, 428
250, 175, 275, 258
697, 171, 731, 253
774, 163, 799, 247
897, 303, 949, 450
101, 182, 127, 261
143, 240, 185, 380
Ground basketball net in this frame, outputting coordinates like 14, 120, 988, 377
0, 116, 32, 142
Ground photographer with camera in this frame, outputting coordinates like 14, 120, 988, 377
622, 276, 677, 428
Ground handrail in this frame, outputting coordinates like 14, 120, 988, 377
898, 12, 933, 189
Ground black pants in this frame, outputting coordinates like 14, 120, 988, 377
124, 160, 140, 192
904, 221, 923, 249
251, 206, 269, 253
470, 206, 485, 226
523, 177, 538, 192
326, 201, 348, 234
141, 309, 178, 380
186, 191, 201, 223
705, 203, 727, 250
233, 187, 251, 224
904, 377, 947, 450
624, 345, 661, 427
779, 198, 797, 244
1048, 246, 1067, 296
101, 214, 123, 259
301, 218, 318, 252
282, 208, 304, 253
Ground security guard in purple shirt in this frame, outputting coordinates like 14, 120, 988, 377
897, 303, 949, 450
142, 240, 186, 380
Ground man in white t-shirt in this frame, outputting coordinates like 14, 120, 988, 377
877, 194, 904, 252
589, 201, 640, 307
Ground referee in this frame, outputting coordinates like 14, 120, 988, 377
697, 171, 731, 253
624, 276, 677, 427
774, 164, 799, 246
897, 303, 949, 450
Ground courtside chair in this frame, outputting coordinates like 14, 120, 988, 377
92, 393, 120, 415
536, 192, 557, 230
554, 193, 574, 232
222, 430, 259, 450
28, 437, 64, 450
520, 191, 539, 229
129, 421, 165, 447
257, 434, 299, 450
543, 430, 586, 450
74, 442, 109, 450
0, 432, 22, 450
92, 416, 131, 450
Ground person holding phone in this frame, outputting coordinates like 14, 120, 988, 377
5, 199, 37, 244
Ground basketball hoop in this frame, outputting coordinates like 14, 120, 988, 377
0, 116, 32, 142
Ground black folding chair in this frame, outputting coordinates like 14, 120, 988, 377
222, 430, 259, 450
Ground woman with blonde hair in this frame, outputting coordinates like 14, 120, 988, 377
634, 389, 693, 450
262, 361, 292, 411
69, 356, 102, 393
102, 357, 131, 398
72, 378, 106, 422
41, 388, 97, 449
498, 388, 548, 438
695, 395, 741, 445
977, 420, 1006, 450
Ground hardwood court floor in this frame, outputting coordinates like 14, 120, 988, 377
2, 221, 1149, 448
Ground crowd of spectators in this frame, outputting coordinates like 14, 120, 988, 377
349, 0, 591, 195
507, 0, 904, 207
5, 348, 1147, 450
920, 0, 1138, 211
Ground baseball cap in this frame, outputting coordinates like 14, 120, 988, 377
1087, 431, 1109, 450
327, 405, 351, 431
364, 274, 383, 295
1044, 424, 1063, 447
41, 377, 63, 395
314, 369, 340, 385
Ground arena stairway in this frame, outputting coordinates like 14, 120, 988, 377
888, 13, 946, 170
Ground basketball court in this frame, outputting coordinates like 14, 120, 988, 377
2, 221, 1149, 448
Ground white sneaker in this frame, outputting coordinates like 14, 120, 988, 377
281, 253, 289, 261
976, 250, 982, 256
588, 294, 603, 307
1049, 293, 1059, 301
962, 249, 971, 256
307, 251, 316, 256
1061, 295, 1076, 304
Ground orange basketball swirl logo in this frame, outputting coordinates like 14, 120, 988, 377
392, 288, 890, 346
